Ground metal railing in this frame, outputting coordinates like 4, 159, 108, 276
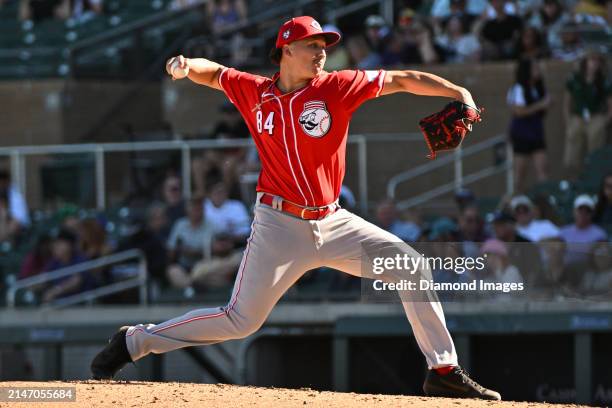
1, 132, 511, 216
1, 134, 400, 214
387, 134, 514, 210
6, 249, 147, 309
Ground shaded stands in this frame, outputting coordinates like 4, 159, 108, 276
0, 0, 201, 79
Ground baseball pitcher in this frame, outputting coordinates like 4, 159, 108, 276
91, 16, 498, 400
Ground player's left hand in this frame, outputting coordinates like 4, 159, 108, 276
418, 100, 482, 159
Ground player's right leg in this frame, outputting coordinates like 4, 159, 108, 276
91, 203, 319, 379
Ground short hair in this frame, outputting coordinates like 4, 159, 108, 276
269, 47, 282, 65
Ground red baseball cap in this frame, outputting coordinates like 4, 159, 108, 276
275, 16, 341, 49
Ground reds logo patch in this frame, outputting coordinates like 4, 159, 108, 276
299, 101, 331, 138
282, 30, 290, 39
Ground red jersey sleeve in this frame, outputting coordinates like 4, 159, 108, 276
335, 69, 386, 114
218, 67, 269, 109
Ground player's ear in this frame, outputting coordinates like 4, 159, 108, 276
283, 44, 292, 58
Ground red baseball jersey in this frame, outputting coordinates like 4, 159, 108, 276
218, 68, 386, 207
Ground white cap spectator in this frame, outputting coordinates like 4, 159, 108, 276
510, 195, 534, 211
365, 14, 386, 27
574, 194, 596, 210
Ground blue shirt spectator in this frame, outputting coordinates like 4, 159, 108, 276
560, 194, 608, 266
375, 199, 421, 242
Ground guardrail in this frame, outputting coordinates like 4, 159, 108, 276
0, 133, 424, 215
387, 134, 513, 210
6, 249, 147, 309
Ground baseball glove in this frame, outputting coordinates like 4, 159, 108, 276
418, 101, 482, 159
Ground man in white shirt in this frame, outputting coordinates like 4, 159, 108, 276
203, 182, 251, 243
166, 196, 213, 288
511, 195, 560, 242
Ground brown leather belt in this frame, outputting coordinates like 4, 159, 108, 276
260, 193, 338, 220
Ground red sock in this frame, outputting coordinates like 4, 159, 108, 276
434, 366, 456, 375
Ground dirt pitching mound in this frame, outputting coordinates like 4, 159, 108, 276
1, 381, 587, 408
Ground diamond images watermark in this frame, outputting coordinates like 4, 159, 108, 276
369, 253, 524, 293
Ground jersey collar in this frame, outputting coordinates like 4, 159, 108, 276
270, 71, 325, 97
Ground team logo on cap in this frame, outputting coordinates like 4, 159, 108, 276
311, 20, 322, 30
299, 101, 331, 138
283, 29, 290, 39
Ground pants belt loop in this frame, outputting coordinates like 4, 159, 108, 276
272, 195, 282, 210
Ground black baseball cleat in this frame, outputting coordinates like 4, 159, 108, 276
90, 326, 133, 380
423, 366, 501, 400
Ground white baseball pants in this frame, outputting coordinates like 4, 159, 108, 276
125, 194, 458, 369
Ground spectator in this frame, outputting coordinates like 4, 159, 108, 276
115, 203, 169, 288
375, 199, 421, 242
79, 218, 111, 260
436, 14, 481, 63
441, 0, 479, 27
511, 195, 561, 242
364, 15, 390, 54
560, 194, 608, 270
563, 50, 612, 174
0, 170, 29, 227
322, 24, 350, 71
346, 35, 382, 70
428, 217, 458, 241
192, 102, 249, 198
581, 241, 612, 294
552, 23, 583, 61
203, 182, 251, 244
478, 0, 523, 60
55, 204, 80, 235
455, 188, 476, 212
339, 185, 357, 212
206, 0, 246, 33
399, 18, 445, 64
70, 0, 103, 24
594, 172, 612, 230
18, 234, 52, 280
19, 0, 70, 21
78, 218, 112, 289
41, 229, 88, 303
166, 196, 214, 289
380, 31, 406, 66
430, 0, 487, 19
507, 58, 550, 193
206, 0, 248, 66
528, 0, 571, 52
491, 211, 544, 287
161, 174, 185, 226
516, 26, 548, 59
532, 193, 563, 226
540, 237, 567, 287
480, 238, 523, 286
188, 234, 243, 290
457, 205, 488, 258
